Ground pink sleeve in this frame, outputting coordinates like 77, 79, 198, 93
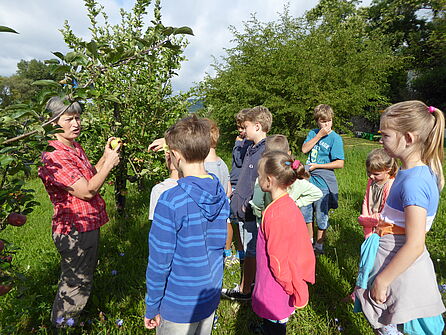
360, 179, 372, 217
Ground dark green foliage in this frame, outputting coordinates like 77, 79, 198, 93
198, 3, 398, 149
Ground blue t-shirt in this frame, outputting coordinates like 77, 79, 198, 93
380, 165, 439, 231
304, 129, 344, 189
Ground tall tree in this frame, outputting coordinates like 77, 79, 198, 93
199, 2, 398, 148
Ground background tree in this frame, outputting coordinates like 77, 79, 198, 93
366, 0, 446, 108
198, 1, 398, 149
0, 59, 61, 108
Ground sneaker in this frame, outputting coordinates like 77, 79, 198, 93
314, 246, 324, 255
313, 243, 324, 255
221, 286, 252, 301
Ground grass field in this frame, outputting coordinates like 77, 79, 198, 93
0, 136, 445, 334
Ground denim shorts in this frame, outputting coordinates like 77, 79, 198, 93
300, 188, 330, 230
238, 220, 257, 257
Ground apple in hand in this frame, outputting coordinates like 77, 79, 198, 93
7, 213, 27, 227
110, 137, 123, 150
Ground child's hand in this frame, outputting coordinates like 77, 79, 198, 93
308, 163, 318, 171
318, 126, 332, 137
144, 315, 160, 329
148, 138, 166, 152
370, 276, 388, 304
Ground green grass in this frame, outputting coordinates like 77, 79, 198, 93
0, 136, 445, 334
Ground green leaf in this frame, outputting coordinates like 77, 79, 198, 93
0, 155, 14, 167
162, 27, 174, 36
52, 52, 65, 60
135, 37, 151, 47
44, 59, 60, 65
103, 95, 121, 103
173, 26, 194, 36
32, 80, 60, 87
0, 26, 18, 34
163, 40, 181, 51
86, 41, 98, 57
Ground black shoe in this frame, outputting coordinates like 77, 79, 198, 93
221, 287, 252, 301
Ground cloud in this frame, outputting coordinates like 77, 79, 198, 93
0, 0, 370, 93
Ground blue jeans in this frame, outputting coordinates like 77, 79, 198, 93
238, 220, 257, 257
300, 188, 330, 230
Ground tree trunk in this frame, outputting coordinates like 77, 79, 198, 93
112, 103, 127, 216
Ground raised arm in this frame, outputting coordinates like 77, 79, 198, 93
68, 138, 120, 200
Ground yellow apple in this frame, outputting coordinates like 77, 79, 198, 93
110, 138, 123, 150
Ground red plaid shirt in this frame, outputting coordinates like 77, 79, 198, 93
38, 140, 109, 234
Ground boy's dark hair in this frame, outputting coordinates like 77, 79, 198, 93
313, 104, 334, 121
164, 114, 211, 163
244, 106, 273, 133
265, 134, 290, 154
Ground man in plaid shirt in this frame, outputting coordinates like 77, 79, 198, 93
38, 97, 120, 329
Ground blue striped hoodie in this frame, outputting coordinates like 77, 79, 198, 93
145, 174, 230, 323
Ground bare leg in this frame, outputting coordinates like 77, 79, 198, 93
225, 222, 233, 250
316, 229, 326, 244
239, 256, 256, 294
306, 222, 314, 242
232, 223, 243, 252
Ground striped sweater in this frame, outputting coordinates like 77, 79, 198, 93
145, 174, 230, 323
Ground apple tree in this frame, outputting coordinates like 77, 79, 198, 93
48, 0, 193, 214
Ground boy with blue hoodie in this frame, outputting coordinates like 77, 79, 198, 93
144, 115, 230, 334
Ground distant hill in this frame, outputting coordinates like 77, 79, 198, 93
187, 99, 204, 113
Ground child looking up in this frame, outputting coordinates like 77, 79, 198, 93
355, 101, 445, 335
358, 148, 398, 238
301, 104, 344, 254
252, 151, 315, 335
250, 134, 322, 222
144, 115, 230, 334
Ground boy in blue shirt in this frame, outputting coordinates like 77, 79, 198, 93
301, 104, 344, 254
144, 115, 230, 334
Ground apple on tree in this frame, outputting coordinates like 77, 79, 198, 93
0, 285, 12, 296
7, 213, 27, 227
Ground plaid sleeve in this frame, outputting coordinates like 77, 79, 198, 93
41, 151, 83, 188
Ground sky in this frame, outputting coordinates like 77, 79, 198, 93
0, 0, 368, 93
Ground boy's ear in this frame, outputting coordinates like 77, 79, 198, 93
255, 122, 261, 132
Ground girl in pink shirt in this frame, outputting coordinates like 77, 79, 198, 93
252, 151, 315, 335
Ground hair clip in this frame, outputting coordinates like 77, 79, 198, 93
291, 160, 300, 170
428, 106, 436, 114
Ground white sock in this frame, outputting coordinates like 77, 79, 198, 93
310, 238, 314, 244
